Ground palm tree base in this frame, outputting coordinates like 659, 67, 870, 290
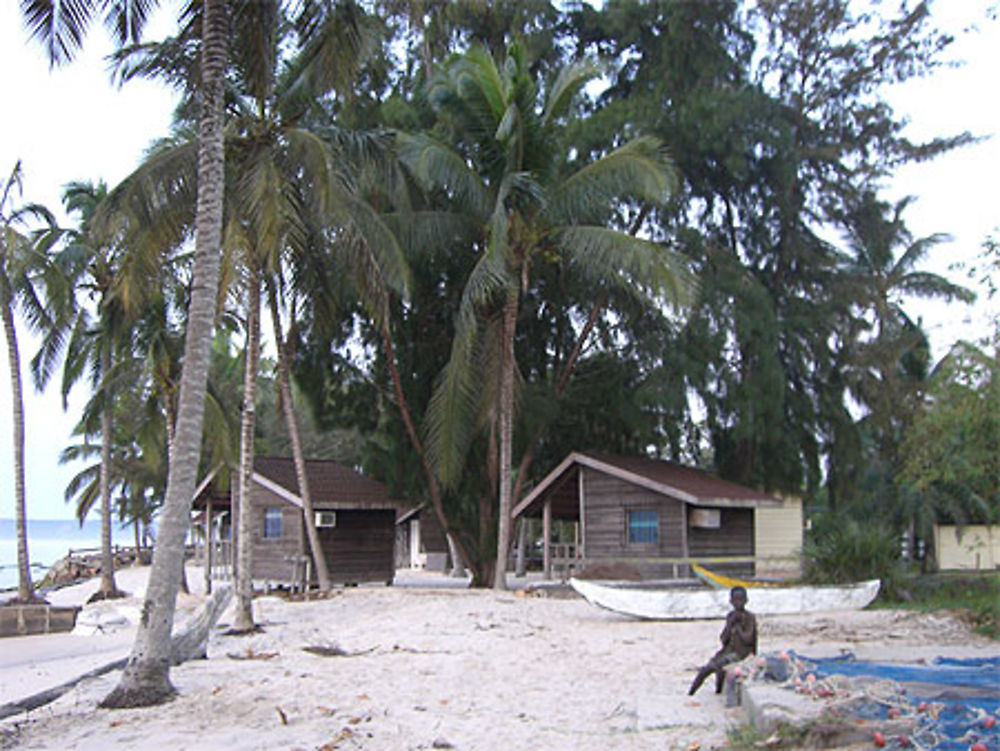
86, 588, 129, 604
98, 664, 177, 709
221, 624, 264, 637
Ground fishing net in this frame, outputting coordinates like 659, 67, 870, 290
738, 651, 1000, 750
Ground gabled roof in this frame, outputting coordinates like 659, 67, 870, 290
512, 452, 783, 519
197, 456, 403, 511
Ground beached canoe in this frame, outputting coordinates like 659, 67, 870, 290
569, 576, 881, 620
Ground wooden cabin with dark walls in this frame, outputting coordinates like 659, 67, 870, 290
194, 457, 405, 588
512, 453, 802, 581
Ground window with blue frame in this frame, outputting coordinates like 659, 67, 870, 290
263, 507, 282, 539
627, 508, 659, 544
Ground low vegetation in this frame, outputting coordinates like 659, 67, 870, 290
801, 513, 905, 597
888, 573, 1000, 640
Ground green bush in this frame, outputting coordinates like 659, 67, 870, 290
802, 514, 904, 596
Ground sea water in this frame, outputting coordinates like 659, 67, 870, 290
0, 518, 132, 592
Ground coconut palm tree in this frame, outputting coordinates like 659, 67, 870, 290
109, 3, 404, 613
31, 180, 136, 600
399, 44, 696, 588
22, 0, 231, 706
839, 191, 975, 550
0, 161, 61, 603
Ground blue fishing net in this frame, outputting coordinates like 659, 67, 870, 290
802, 653, 1000, 750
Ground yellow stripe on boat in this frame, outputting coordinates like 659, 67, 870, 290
691, 563, 780, 589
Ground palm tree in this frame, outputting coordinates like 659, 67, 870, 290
22, 0, 231, 706
109, 3, 403, 610
841, 193, 974, 450
60, 381, 168, 563
839, 191, 975, 548
0, 161, 60, 603
399, 44, 696, 588
31, 180, 134, 600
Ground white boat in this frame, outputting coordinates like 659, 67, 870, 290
569, 576, 881, 620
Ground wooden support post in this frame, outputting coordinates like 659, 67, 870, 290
204, 499, 214, 594
577, 468, 586, 562
515, 517, 527, 577
543, 499, 552, 580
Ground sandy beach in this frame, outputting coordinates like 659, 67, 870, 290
1, 565, 996, 751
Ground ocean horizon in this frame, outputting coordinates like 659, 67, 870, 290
0, 517, 134, 592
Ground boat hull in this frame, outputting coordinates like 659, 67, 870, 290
569, 577, 880, 620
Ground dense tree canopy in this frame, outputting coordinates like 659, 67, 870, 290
15, 0, 991, 590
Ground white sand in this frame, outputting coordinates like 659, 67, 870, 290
1, 566, 996, 751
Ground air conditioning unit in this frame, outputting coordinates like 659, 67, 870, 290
315, 511, 337, 528
689, 508, 721, 529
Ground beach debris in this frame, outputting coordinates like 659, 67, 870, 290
302, 644, 376, 658
873, 730, 886, 746
226, 648, 278, 660
317, 727, 354, 750
171, 585, 232, 664
431, 738, 455, 748
276, 707, 288, 725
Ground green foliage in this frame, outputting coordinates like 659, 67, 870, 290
900, 340, 1000, 529
13, 0, 985, 593
802, 513, 904, 594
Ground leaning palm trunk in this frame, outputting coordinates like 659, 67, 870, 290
97, 345, 119, 597
268, 285, 330, 591
379, 321, 476, 577
231, 267, 261, 632
493, 284, 519, 591
1, 291, 34, 603
100, 0, 229, 708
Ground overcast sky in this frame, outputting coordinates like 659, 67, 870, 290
1, 2, 998, 521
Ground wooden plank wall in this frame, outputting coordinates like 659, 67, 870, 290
688, 507, 755, 578
581, 468, 685, 578
250, 496, 304, 583
317, 509, 396, 585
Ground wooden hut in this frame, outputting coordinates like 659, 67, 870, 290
512, 452, 802, 581
195, 457, 405, 588
395, 504, 450, 571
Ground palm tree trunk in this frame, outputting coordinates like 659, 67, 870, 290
98, 344, 119, 596
232, 266, 261, 632
493, 284, 519, 590
379, 319, 475, 576
100, 0, 229, 708
1, 290, 35, 603
268, 284, 330, 591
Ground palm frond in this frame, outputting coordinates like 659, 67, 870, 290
555, 226, 698, 309
896, 271, 976, 303
541, 59, 601, 126
396, 132, 493, 218
19, 0, 98, 66
549, 137, 677, 225
380, 210, 481, 261
109, 35, 199, 92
